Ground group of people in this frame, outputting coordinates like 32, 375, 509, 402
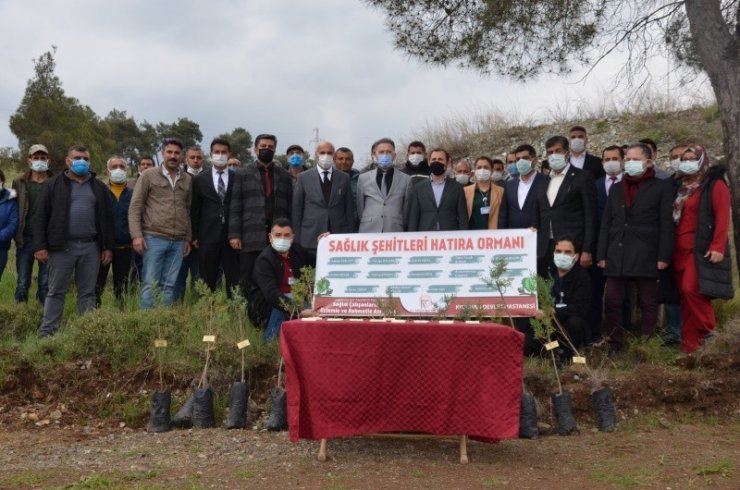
0, 126, 731, 354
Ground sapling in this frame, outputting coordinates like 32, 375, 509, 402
147, 306, 171, 433
226, 293, 250, 430
374, 286, 399, 318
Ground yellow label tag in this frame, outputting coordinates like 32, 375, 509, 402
572, 356, 587, 364
202, 335, 216, 343
545, 340, 560, 351
237, 339, 251, 350
154, 339, 168, 348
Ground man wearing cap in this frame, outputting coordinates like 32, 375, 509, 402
34, 145, 114, 337
13, 144, 52, 304
286, 144, 306, 185
129, 137, 193, 309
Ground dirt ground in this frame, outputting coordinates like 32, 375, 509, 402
0, 418, 738, 489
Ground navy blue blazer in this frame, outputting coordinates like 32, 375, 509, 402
498, 172, 548, 230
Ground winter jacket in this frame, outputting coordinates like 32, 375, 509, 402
0, 188, 19, 250
108, 184, 133, 246
128, 167, 192, 241
11, 170, 52, 247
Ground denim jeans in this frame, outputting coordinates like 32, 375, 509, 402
140, 234, 186, 309
15, 237, 48, 304
664, 303, 683, 343
264, 308, 287, 343
173, 247, 199, 301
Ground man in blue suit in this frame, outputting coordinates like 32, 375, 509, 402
498, 144, 548, 230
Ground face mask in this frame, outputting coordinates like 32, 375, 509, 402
548, 153, 567, 171
271, 237, 292, 253
570, 138, 586, 153
109, 169, 127, 184
455, 174, 470, 185
553, 253, 576, 271
317, 154, 334, 170
31, 160, 49, 172
507, 163, 519, 176
257, 148, 275, 164
430, 162, 446, 176
623, 160, 645, 177
187, 166, 202, 176
408, 154, 424, 167
376, 153, 394, 169
491, 170, 503, 181
288, 154, 304, 167
475, 169, 492, 182
670, 159, 682, 172
211, 154, 228, 168
679, 160, 701, 175
515, 159, 532, 175
603, 160, 622, 175
70, 159, 90, 176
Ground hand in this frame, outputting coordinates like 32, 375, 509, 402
657, 261, 669, 270
229, 238, 242, 250
192, 240, 199, 249
705, 250, 724, 263
133, 237, 146, 255
597, 260, 606, 269
580, 252, 593, 268
183, 241, 191, 257
317, 232, 330, 242
34, 249, 49, 264
101, 250, 113, 266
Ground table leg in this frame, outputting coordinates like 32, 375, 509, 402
318, 438, 327, 462
459, 435, 469, 464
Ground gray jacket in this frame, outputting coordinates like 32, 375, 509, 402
357, 168, 411, 233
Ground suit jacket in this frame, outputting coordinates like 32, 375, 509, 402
571, 152, 605, 179
293, 167, 353, 248
534, 165, 597, 257
191, 168, 234, 246
497, 172, 548, 229
407, 177, 469, 232
357, 168, 411, 233
464, 183, 504, 229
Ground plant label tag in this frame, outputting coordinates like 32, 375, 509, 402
154, 339, 168, 348
237, 340, 251, 350
545, 340, 560, 351
572, 356, 587, 364
202, 335, 216, 343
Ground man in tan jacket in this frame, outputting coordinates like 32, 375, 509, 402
128, 137, 192, 308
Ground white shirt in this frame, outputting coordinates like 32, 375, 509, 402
605, 172, 623, 195
547, 163, 570, 206
212, 167, 229, 192
517, 173, 536, 209
569, 153, 585, 170
162, 165, 182, 189
317, 166, 333, 182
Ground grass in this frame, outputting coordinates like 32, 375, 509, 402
695, 460, 732, 477
1, 471, 46, 487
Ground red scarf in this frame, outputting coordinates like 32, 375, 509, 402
622, 167, 655, 208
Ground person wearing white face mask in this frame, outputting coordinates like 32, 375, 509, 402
401, 141, 431, 184
292, 141, 353, 251
596, 143, 675, 355
95, 156, 134, 307
454, 159, 473, 186
251, 218, 317, 342
568, 126, 605, 179
465, 156, 504, 230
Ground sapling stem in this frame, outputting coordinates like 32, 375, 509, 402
550, 349, 563, 395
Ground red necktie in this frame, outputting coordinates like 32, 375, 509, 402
264, 167, 272, 197
608, 176, 617, 195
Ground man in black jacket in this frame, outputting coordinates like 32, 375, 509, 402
401, 141, 431, 185
34, 145, 114, 337
192, 138, 239, 295
251, 218, 316, 341
568, 126, 605, 179
550, 236, 590, 359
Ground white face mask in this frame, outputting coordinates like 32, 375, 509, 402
491, 170, 504, 181
475, 169, 492, 182
408, 154, 424, 166
548, 153, 567, 171
455, 174, 470, 185
570, 138, 586, 154
187, 166, 202, 176
109, 168, 128, 184
317, 154, 333, 170
553, 253, 576, 271
679, 160, 701, 175
211, 154, 228, 168
670, 159, 682, 172
271, 237, 292, 253
603, 160, 622, 176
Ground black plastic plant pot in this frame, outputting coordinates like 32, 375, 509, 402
551, 391, 578, 436
592, 387, 617, 432
266, 387, 288, 431
171, 393, 195, 429
519, 392, 539, 439
147, 389, 171, 433
192, 387, 216, 428
226, 382, 250, 430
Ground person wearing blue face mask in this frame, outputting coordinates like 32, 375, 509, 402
34, 144, 114, 337
498, 144, 547, 231
505, 151, 519, 180
357, 137, 412, 233
286, 144, 306, 185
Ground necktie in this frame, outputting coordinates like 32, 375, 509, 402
608, 176, 617, 195
322, 171, 329, 184
381, 173, 388, 195
217, 171, 226, 201
264, 167, 272, 197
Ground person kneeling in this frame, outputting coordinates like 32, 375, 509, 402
251, 218, 316, 342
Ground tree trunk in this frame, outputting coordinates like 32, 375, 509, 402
684, 0, 740, 275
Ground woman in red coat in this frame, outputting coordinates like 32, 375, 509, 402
673, 145, 732, 353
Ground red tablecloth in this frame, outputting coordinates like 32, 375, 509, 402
280, 320, 524, 443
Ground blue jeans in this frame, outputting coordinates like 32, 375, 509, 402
264, 308, 288, 342
15, 237, 49, 304
664, 303, 682, 343
140, 235, 186, 309
173, 248, 198, 302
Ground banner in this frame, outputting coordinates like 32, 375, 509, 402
313, 229, 538, 317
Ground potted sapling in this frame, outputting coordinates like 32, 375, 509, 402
226, 293, 251, 429
147, 319, 171, 433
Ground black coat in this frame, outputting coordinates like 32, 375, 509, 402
33, 171, 114, 253
250, 243, 316, 319
552, 264, 591, 323
407, 177, 469, 231
534, 166, 597, 257
498, 172, 548, 229
582, 153, 605, 180
191, 169, 234, 246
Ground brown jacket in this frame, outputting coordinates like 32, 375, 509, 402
128, 167, 192, 241
464, 183, 504, 229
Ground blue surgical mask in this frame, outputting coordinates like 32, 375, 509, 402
377, 153, 394, 169
70, 159, 90, 176
507, 163, 519, 176
679, 160, 701, 175
548, 154, 567, 171
623, 160, 645, 177
553, 253, 575, 271
288, 154, 304, 167
515, 159, 532, 175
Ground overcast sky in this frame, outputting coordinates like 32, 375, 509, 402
0, 0, 708, 166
